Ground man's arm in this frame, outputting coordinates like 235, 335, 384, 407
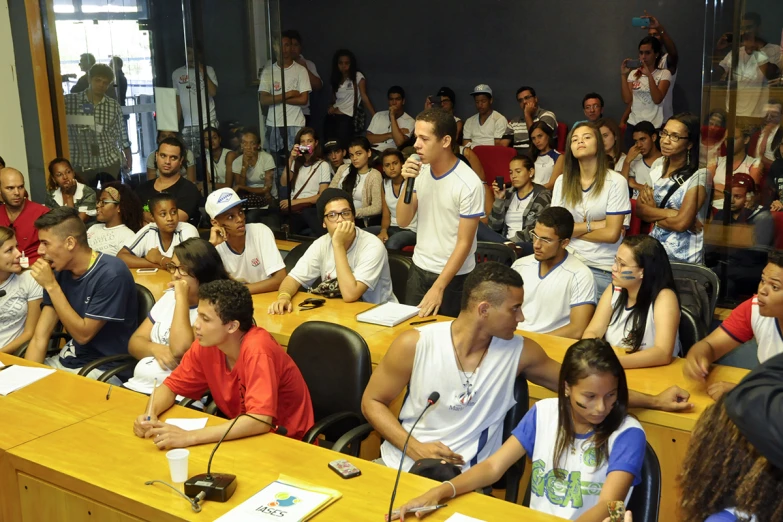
395, 182, 418, 229
259, 91, 283, 106
516, 336, 561, 392
417, 216, 479, 317
361, 329, 463, 463
23, 305, 59, 363
332, 222, 369, 302
684, 327, 742, 382
267, 275, 303, 315
144, 412, 274, 450
548, 304, 596, 340
366, 131, 392, 145
246, 268, 286, 295
204, 67, 217, 97
390, 113, 408, 147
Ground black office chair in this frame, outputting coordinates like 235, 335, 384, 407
388, 252, 413, 305
491, 373, 530, 503
626, 442, 662, 522
670, 262, 720, 329
286, 321, 372, 450
78, 284, 156, 380
678, 307, 706, 357
284, 242, 312, 273
475, 241, 517, 267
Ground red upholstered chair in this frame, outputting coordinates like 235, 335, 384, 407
556, 122, 568, 153
773, 212, 783, 250
472, 146, 518, 184
629, 199, 653, 236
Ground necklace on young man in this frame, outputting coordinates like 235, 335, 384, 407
452, 337, 489, 405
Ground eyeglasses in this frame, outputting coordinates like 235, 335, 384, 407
324, 210, 353, 222
530, 231, 561, 245
659, 130, 689, 143
165, 263, 191, 277
612, 257, 639, 270
96, 199, 120, 207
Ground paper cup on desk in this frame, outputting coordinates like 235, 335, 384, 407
166, 449, 189, 483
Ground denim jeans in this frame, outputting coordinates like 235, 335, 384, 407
364, 225, 417, 250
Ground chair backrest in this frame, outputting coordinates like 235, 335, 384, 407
472, 145, 518, 184
626, 442, 662, 522
678, 306, 706, 356
287, 321, 372, 437
475, 241, 517, 267
284, 241, 312, 273
388, 252, 413, 305
135, 284, 156, 325
555, 122, 568, 153
670, 262, 719, 329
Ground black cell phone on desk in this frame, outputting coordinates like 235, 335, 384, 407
495, 176, 505, 190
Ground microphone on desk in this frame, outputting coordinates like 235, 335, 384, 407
387, 391, 440, 521
403, 153, 421, 204
183, 414, 287, 503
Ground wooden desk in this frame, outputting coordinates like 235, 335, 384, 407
704, 223, 755, 249
275, 239, 301, 252
3, 399, 561, 521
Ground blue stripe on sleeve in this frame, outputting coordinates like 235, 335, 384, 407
511, 403, 537, 456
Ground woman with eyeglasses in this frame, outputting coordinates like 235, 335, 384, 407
125, 238, 229, 394
0, 226, 43, 355
87, 182, 143, 256
551, 122, 632, 294
635, 113, 709, 263
582, 235, 681, 369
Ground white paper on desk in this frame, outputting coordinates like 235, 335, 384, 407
0, 366, 56, 396
445, 514, 487, 522
356, 302, 420, 327
165, 418, 208, 431
0, 361, 5, 368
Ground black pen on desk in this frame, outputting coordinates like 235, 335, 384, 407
409, 318, 437, 326
106, 384, 113, 400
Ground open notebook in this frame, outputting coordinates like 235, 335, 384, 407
0, 365, 56, 396
214, 474, 341, 521
356, 302, 421, 327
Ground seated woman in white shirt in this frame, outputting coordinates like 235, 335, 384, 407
530, 121, 564, 190
146, 130, 196, 182
45, 158, 97, 223
281, 127, 332, 236
596, 118, 627, 172
202, 126, 233, 190
87, 183, 143, 256
551, 122, 632, 294
0, 227, 43, 354
117, 193, 199, 269
330, 136, 383, 227
365, 149, 417, 250
582, 235, 681, 369
125, 238, 229, 394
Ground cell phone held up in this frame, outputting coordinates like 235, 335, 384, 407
428, 95, 442, 108
626, 59, 642, 70
631, 17, 646, 27
299, 144, 312, 154
495, 176, 505, 190
328, 459, 361, 479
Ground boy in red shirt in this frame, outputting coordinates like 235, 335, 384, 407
133, 279, 314, 448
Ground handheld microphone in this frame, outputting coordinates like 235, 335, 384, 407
403, 153, 421, 204
184, 413, 287, 503
388, 391, 440, 521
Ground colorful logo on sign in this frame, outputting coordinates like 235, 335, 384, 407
268, 492, 301, 508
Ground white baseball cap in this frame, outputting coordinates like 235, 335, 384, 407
470, 84, 493, 97
205, 188, 246, 219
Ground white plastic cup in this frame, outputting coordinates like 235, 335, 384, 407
166, 449, 190, 483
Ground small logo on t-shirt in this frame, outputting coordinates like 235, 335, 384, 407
273, 81, 281, 92
84, 296, 91, 304
251, 258, 260, 267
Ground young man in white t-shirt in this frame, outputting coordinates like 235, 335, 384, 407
258, 34, 312, 153
366, 86, 415, 153
268, 188, 396, 313
685, 252, 783, 401
513, 207, 596, 339
362, 262, 693, 473
462, 84, 511, 148
172, 46, 218, 154
621, 120, 662, 197
288, 30, 322, 127
206, 188, 286, 295
399, 108, 485, 317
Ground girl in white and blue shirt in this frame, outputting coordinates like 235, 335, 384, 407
394, 338, 646, 521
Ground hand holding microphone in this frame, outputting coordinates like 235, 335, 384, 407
402, 153, 422, 204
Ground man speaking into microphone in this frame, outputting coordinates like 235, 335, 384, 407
132, 280, 314, 448
396, 108, 485, 318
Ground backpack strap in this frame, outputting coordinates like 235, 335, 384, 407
658, 169, 696, 209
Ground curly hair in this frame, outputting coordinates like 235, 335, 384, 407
198, 280, 253, 332
679, 398, 783, 521
100, 182, 143, 233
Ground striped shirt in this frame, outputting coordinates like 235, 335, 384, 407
65, 91, 130, 169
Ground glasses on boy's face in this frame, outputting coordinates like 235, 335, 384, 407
530, 231, 561, 245
165, 263, 191, 277
324, 210, 353, 222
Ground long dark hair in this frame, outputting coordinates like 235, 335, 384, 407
638, 35, 663, 68
289, 127, 323, 188
173, 238, 230, 285
595, 117, 623, 166
330, 49, 358, 93
662, 112, 700, 174
555, 338, 629, 473
530, 121, 556, 161
561, 122, 610, 207
102, 182, 143, 233
341, 137, 372, 195
610, 235, 679, 352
